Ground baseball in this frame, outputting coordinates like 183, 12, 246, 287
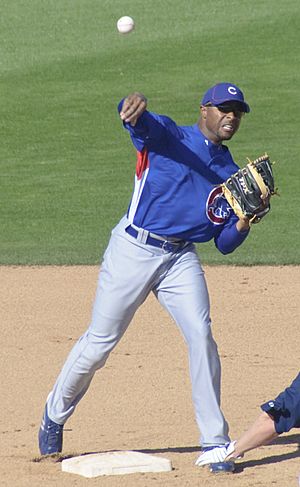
117, 16, 135, 34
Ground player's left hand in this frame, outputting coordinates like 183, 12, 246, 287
120, 92, 147, 126
221, 154, 276, 225
236, 192, 271, 231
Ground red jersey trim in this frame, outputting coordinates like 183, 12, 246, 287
136, 148, 150, 180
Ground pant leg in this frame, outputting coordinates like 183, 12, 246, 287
47, 218, 165, 424
154, 245, 230, 446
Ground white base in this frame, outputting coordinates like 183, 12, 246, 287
61, 451, 172, 478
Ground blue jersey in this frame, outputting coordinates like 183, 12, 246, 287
119, 102, 249, 253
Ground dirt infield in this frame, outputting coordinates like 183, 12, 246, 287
1, 265, 299, 487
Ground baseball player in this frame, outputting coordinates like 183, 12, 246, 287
39, 83, 256, 471
196, 371, 300, 465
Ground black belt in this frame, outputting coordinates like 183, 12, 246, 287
125, 225, 186, 253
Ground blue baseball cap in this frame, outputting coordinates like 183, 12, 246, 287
201, 82, 250, 113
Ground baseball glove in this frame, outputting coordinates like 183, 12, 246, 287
221, 154, 275, 224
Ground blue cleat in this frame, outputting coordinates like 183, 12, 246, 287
195, 443, 237, 473
38, 406, 63, 455
209, 460, 235, 474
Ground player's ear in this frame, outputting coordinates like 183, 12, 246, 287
200, 105, 207, 119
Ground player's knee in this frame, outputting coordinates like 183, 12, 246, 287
194, 316, 212, 336
183, 318, 214, 344
80, 331, 119, 370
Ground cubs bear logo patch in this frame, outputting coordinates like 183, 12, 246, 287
206, 186, 232, 224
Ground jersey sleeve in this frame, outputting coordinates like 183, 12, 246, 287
118, 99, 182, 151
214, 216, 249, 254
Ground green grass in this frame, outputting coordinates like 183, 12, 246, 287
1, 0, 299, 264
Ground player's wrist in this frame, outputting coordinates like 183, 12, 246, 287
236, 218, 250, 232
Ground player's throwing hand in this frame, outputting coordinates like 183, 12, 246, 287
120, 92, 147, 125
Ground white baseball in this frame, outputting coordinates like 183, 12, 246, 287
117, 16, 135, 34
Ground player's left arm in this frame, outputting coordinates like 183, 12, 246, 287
214, 215, 250, 254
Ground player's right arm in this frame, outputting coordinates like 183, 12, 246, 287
119, 92, 148, 126
118, 94, 183, 151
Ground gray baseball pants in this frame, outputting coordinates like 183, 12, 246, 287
46, 216, 230, 447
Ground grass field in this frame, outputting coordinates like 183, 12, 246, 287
1, 0, 299, 264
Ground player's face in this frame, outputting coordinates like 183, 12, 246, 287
199, 102, 244, 144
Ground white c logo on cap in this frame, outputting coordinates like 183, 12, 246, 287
228, 86, 237, 95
